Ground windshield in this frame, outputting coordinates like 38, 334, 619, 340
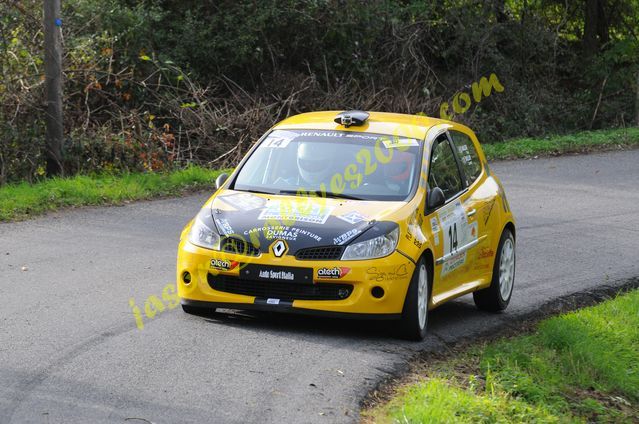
232, 129, 422, 201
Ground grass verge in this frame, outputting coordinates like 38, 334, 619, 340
482, 127, 639, 160
0, 166, 228, 222
366, 289, 639, 423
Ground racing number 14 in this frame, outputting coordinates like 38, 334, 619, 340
448, 223, 458, 254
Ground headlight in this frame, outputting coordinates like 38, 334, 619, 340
188, 208, 220, 250
341, 227, 399, 260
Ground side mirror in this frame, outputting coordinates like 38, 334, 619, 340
215, 173, 229, 190
427, 187, 446, 210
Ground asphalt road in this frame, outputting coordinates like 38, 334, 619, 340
1, 150, 638, 424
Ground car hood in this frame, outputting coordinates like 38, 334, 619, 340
209, 190, 405, 254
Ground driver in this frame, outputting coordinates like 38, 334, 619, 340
297, 141, 334, 186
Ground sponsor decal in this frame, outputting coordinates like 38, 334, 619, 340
259, 269, 294, 280
497, 185, 510, 213
242, 264, 313, 283
258, 201, 334, 225
244, 225, 321, 242
293, 227, 322, 242
405, 229, 423, 249
441, 251, 466, 276
482, 199, 495, 225
266, 227, 298, 241
366, 263, 409, 282
439, 200, 466, 254
261, 130, 298, 148
407, 208, 425, 247
345, 133, 380, 141
270, 239, 288, 257
266, 298, 280, 305
317, 267, 351, 279
298, 131, 347, 138
219, 193, 266, 211
438, 200, 480, 277
214, 218, 234, 236
478, 247, 495, 260
333, 228, 361, 245
210, 258, 239, 271
336, 211, 368, 224
382, 137, 419, 148
430, 217, 441, 246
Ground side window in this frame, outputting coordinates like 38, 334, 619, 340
428, 137, 463, 200
449, 131, 482, 186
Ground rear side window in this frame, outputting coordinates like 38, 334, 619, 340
450, 131, 482, 186
428, 137, 463, 200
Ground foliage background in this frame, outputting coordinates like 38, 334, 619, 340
1, 0, 638, 184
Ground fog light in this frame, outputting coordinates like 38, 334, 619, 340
182, 271, 192, 285
337, 288, 350, 299
371, 286, 385, 299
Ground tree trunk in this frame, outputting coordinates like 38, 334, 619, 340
596, 0, 609, 45
583, 0, 599, 57
583, 0, 610, 57
44, 0, 64, 176
493, 0, 507, 23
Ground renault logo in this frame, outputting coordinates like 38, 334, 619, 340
270, 239, 288, 258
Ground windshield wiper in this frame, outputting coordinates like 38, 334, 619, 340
237, 188, 278, 195
278, 189, 364, 200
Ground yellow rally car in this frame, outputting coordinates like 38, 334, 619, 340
177, 110, 515, 340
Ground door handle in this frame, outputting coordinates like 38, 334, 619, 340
466, 208, 476, 217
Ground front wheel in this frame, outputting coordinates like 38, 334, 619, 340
398, 258, 430, 341
473, 228, 515, 312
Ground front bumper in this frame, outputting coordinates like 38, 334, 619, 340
176, 239, 415, 317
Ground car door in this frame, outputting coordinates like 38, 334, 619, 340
425, 134, 472, 301
448, 129, 494, 285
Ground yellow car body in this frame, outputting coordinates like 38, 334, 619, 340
176, 111, 515, 339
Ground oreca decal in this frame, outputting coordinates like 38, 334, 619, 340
317, 267, 351, 279
210, 259, 239, 271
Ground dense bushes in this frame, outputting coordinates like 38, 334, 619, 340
1, 0, 638, 184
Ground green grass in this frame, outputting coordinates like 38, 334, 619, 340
367, 289, 639, 423
0, 166, 228, 222
482, 127, 639, 160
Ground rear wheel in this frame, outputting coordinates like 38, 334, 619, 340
398, 258, 430, 341
473, 228, 515, 312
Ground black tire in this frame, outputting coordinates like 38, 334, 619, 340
398, 258, 430, 341
473, 228, 515, 312
181, 303, 215, 315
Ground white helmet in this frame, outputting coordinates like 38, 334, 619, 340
297, 142, 333, 185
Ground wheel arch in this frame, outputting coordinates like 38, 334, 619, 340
400, 248, 435, 312
503, 221, 516, 241
421, 248, 435, 297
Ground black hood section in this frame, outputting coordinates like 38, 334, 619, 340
210, 194, 374, 255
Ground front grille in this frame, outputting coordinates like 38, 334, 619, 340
208, 274, 353, 301
296, 246, 344, 260
221, 237, 260, 257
